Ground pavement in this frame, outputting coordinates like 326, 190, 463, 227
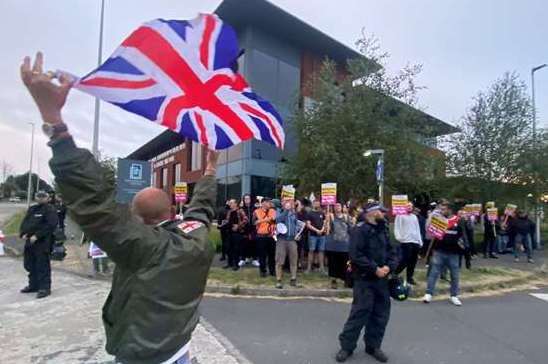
0, 257, 250, 364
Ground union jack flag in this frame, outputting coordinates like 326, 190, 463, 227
74, 14, 285, 150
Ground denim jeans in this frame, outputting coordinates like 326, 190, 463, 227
514, 233, 533, 259
426, 251, 460, 297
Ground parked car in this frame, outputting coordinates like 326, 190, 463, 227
9, 197, 21, 203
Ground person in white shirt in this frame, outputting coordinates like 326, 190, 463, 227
394, 203, 423, 285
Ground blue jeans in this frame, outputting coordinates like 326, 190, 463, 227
309, 235, 326, 252
426, 251, 460, 297
514, 233, 533, 259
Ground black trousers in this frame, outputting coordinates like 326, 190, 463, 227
395, 243, 420, 281
228, 232, 243, 268
339, 279, 391, 351
220, 229, 229, 259
23, 241, 51, 291
242, 235, 257, 260
257, 236, 276, 275
483, 235, 496, 256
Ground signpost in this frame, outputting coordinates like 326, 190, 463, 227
116, 159, 151, 204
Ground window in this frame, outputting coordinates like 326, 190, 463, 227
174, 163, 182, 183
217, 176, 242, 206
251, 175, 277, 199
161, 168, 168, 188
191, 142, 202, 171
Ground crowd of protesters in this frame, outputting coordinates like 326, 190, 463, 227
215, 195, 539, 298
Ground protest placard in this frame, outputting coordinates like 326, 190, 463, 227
504, 203, 517, 217
321, 183, 337, 205
89, 242, 107, 259
281, 185, 296, 201
174, 182, 188, 203
487, 208, 498, 222
391, 195, 409, 215
427, 213, 449, 240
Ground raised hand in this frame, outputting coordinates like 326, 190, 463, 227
204, 150, 220, 176
20, 52, 73, 124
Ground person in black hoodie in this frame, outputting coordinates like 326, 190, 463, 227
423, 203, 465, 306
217, 201, 230, 261
482, 210, 499, 259
239, 194, 259, 267
336, 203, 398, 363
508, 210, 534, 263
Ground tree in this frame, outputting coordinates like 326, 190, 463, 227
446, 72, 534, 199
100, 156, 117, 188
282, 31, 441, 201
1, 161, 13, 184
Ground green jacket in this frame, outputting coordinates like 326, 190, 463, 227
49, 137, 215, 364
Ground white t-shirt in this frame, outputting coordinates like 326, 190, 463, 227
394, 214, 423, 246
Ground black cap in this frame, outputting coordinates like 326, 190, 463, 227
363, 202, 388, 213
35, 191, 49, 198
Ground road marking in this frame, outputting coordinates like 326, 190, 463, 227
530, 293, 548, 303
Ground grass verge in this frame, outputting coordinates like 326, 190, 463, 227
207, 265, 537, 297
2, 211, 25, 235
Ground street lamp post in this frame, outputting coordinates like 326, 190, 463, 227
532, 64, 546, 248
26, 123, 35, 209
91, 0, 106, 159
364, 149, 385, 205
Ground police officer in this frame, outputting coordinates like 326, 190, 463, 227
336, 203, 398, 363
21, 52, 219, 364
19, 190, 58, 299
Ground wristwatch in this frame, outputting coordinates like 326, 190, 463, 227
42, 122, 68, 139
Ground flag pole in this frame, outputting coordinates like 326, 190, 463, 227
92, 0, 106, 159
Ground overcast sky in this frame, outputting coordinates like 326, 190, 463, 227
1, 0, 547, 182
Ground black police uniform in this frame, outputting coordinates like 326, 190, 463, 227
338, 220, 398, 353
19, 203, 58, 293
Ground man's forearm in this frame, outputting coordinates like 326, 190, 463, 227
183, 175, 217, 226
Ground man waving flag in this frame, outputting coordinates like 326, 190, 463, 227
74, 14, 285, 150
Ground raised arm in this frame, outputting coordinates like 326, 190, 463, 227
182, 151, 219, 227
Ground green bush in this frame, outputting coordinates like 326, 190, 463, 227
208, 227, 222, 253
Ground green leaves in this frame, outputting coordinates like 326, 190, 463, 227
282, 32, 440, 201
447, 72, 535, 185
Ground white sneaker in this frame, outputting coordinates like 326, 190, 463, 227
450, 296, 462, 306
252, 260, 260, 267
423, 294, 432, 303
238, 260, 245, 267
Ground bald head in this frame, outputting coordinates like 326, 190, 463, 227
132, 187, 172, 225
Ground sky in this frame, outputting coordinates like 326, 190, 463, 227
0, 0, 547, 182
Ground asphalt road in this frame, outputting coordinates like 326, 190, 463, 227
202, 290, 548, 364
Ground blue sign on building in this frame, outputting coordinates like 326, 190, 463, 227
116, 159, 151, 204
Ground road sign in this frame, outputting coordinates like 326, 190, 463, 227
116, 159, 151, 204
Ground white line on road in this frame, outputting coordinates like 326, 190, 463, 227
530, 293, 548, 303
